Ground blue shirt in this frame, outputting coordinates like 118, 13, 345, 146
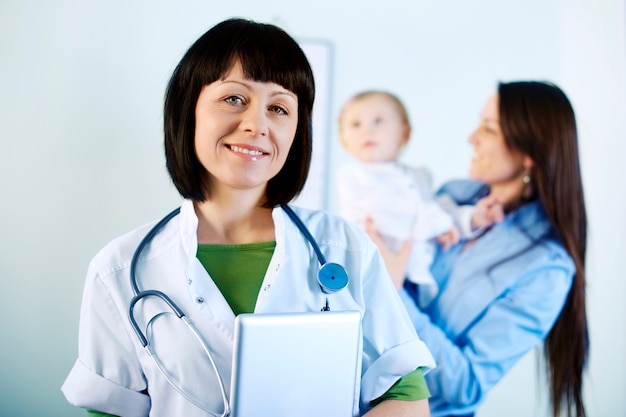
399, 180, 575, 416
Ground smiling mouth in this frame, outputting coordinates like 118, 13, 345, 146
227, 145, 266, 156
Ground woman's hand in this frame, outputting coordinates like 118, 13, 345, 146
364, 217, 411, 291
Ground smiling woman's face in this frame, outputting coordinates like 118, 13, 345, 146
193, 61, 299, 196
467, 94, 528, 188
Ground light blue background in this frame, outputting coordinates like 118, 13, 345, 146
1, 1, 624, 416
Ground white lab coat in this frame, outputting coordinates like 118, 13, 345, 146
62, 200, 435, 417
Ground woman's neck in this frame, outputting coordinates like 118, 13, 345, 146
194, 191, 276, 244
488, 180, 526, 213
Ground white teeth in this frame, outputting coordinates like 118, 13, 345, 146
230, 145, 263, 156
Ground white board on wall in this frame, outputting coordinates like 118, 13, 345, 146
291, 39, 333, 210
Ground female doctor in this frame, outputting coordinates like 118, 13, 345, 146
61, 18, 435, 417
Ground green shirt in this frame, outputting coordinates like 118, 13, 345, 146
196, 241, 275, 315
86, 242, 429, 416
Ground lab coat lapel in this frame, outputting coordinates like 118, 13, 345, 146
179, 200, 237, 335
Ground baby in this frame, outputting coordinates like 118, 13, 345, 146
336, 90, 459, 305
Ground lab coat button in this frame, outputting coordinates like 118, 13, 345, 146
195, 296, 204, 304
264, 284, 271, 291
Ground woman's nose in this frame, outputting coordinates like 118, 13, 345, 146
467, 129, 477, 144
241, 104, 268, 137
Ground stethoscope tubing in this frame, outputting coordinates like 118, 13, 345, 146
127, 206, 231, 416
129, 289, 183, 347
130, 207, 181, 295
280, 204, 328, 264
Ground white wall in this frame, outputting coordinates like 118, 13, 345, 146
0, 1, 623, 416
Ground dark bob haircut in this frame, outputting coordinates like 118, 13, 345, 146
164, 18, 315, 207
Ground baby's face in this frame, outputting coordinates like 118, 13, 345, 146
339, 94, 409, 163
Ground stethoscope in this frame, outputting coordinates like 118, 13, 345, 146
128, 204, 349, 416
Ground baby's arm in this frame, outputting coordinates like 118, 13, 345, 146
436, 194, 503, 241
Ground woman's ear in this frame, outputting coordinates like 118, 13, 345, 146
523, 155, 534, 169
402, 124, 411, 145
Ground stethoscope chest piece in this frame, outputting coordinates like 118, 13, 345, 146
280, 204, 350, 295
318, 262, 349, 293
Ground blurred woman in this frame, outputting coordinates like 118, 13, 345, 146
368, 81, 588, 417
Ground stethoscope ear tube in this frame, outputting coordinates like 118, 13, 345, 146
129, 290, 186, 347
128, 288, 231, 417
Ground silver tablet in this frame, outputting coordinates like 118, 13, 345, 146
230, 310, 362, 417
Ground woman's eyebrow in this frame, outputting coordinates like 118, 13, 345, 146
270, 90, 297, 100
483, 117, 500, 125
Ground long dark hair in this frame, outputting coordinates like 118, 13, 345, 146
499, 81, 588, 417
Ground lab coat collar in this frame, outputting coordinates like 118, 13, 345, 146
179, 199, 199, 260
175, 200, 291, 320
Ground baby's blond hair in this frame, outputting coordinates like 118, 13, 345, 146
339, 90, 411, 130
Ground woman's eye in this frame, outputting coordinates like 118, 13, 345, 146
374, 117, 384, 125
224, 96, 243, 105
269, 105, 289, 115
479, 124, 495, 134
480, 121, 501, 135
